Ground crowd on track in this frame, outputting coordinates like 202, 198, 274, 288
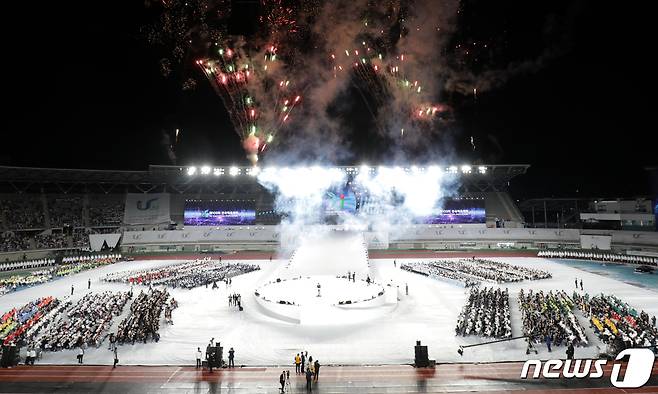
104, 258, 259, 289
538, 250, 658, 266
36, 291, 130, 350
573, 292, 658, 352
401, 261, 480, 287
1, 297, 60, 346
0, 255, 122, 297
518, 289, 588, 349
456, 287, 512, 338
402, 258, 550, 287
115, 288, 171, 345
0, 270, 53, 297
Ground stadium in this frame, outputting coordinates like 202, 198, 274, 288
1, 163, 657, 392
2, 0, 657, 393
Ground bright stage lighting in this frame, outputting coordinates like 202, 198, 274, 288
213, 168, 223, 176
187, 166, 197, 176
461, 165, 472, 174
201, 166, 211, 175
229, 166, 239, 176
478, 166, 487, 174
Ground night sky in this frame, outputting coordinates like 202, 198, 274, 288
2, 1, 655, 200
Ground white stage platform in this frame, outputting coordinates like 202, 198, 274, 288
255, 231, 395, 324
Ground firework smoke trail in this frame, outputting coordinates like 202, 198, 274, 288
196, 39, 303, 164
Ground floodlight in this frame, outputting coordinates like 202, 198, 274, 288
201, 165, 211, 175
478, 166, 487, 174
213, 168, 222, 176
187, 166, 197, 176
461, 165, 472, 174
229, 166, 239, 176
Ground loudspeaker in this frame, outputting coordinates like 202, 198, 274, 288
208, 346, 223, 368
414, 344, 429, 367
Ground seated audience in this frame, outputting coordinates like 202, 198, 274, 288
455, 287, 512, 338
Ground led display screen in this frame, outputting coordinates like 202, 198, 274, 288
184, 200, 256, 225
417, 199, 486, 224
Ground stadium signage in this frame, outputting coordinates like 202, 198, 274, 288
520, 348, 655, 388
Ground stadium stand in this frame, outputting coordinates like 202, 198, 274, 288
47, 195, 83, 228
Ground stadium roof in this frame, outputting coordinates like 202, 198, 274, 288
0, 164, 530, 194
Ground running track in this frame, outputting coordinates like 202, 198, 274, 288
1, 362, 656, 393
132, 250, 538, 261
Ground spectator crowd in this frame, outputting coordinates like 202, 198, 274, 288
0, 198, 45, 230
47, 196, 83, 228
88, 198, 124, 227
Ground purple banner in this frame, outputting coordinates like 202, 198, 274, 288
184, 200, 256, 226
417, 199, 486, 224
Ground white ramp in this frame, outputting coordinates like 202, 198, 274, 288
277, 231, 370, 279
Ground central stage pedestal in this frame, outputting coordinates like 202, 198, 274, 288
255, 231, 396, 324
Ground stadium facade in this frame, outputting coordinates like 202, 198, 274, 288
1, 164, 657, 261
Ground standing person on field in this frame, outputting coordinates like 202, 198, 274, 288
279, 370, 286, 393
113, 347, 119, 368
305, 367, 313, 391
196, 347, 202, 368
71, 285, 75, 296
88, 278, 91, 289
566, 342, 575, 359
313, 360, 320, 382
295, 353, 301, 374
228, 347, 235, 368
301, 351, 306, 373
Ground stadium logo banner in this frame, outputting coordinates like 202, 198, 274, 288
124, 193, 171, 225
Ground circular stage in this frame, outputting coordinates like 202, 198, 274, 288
254, 276, 393, 324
